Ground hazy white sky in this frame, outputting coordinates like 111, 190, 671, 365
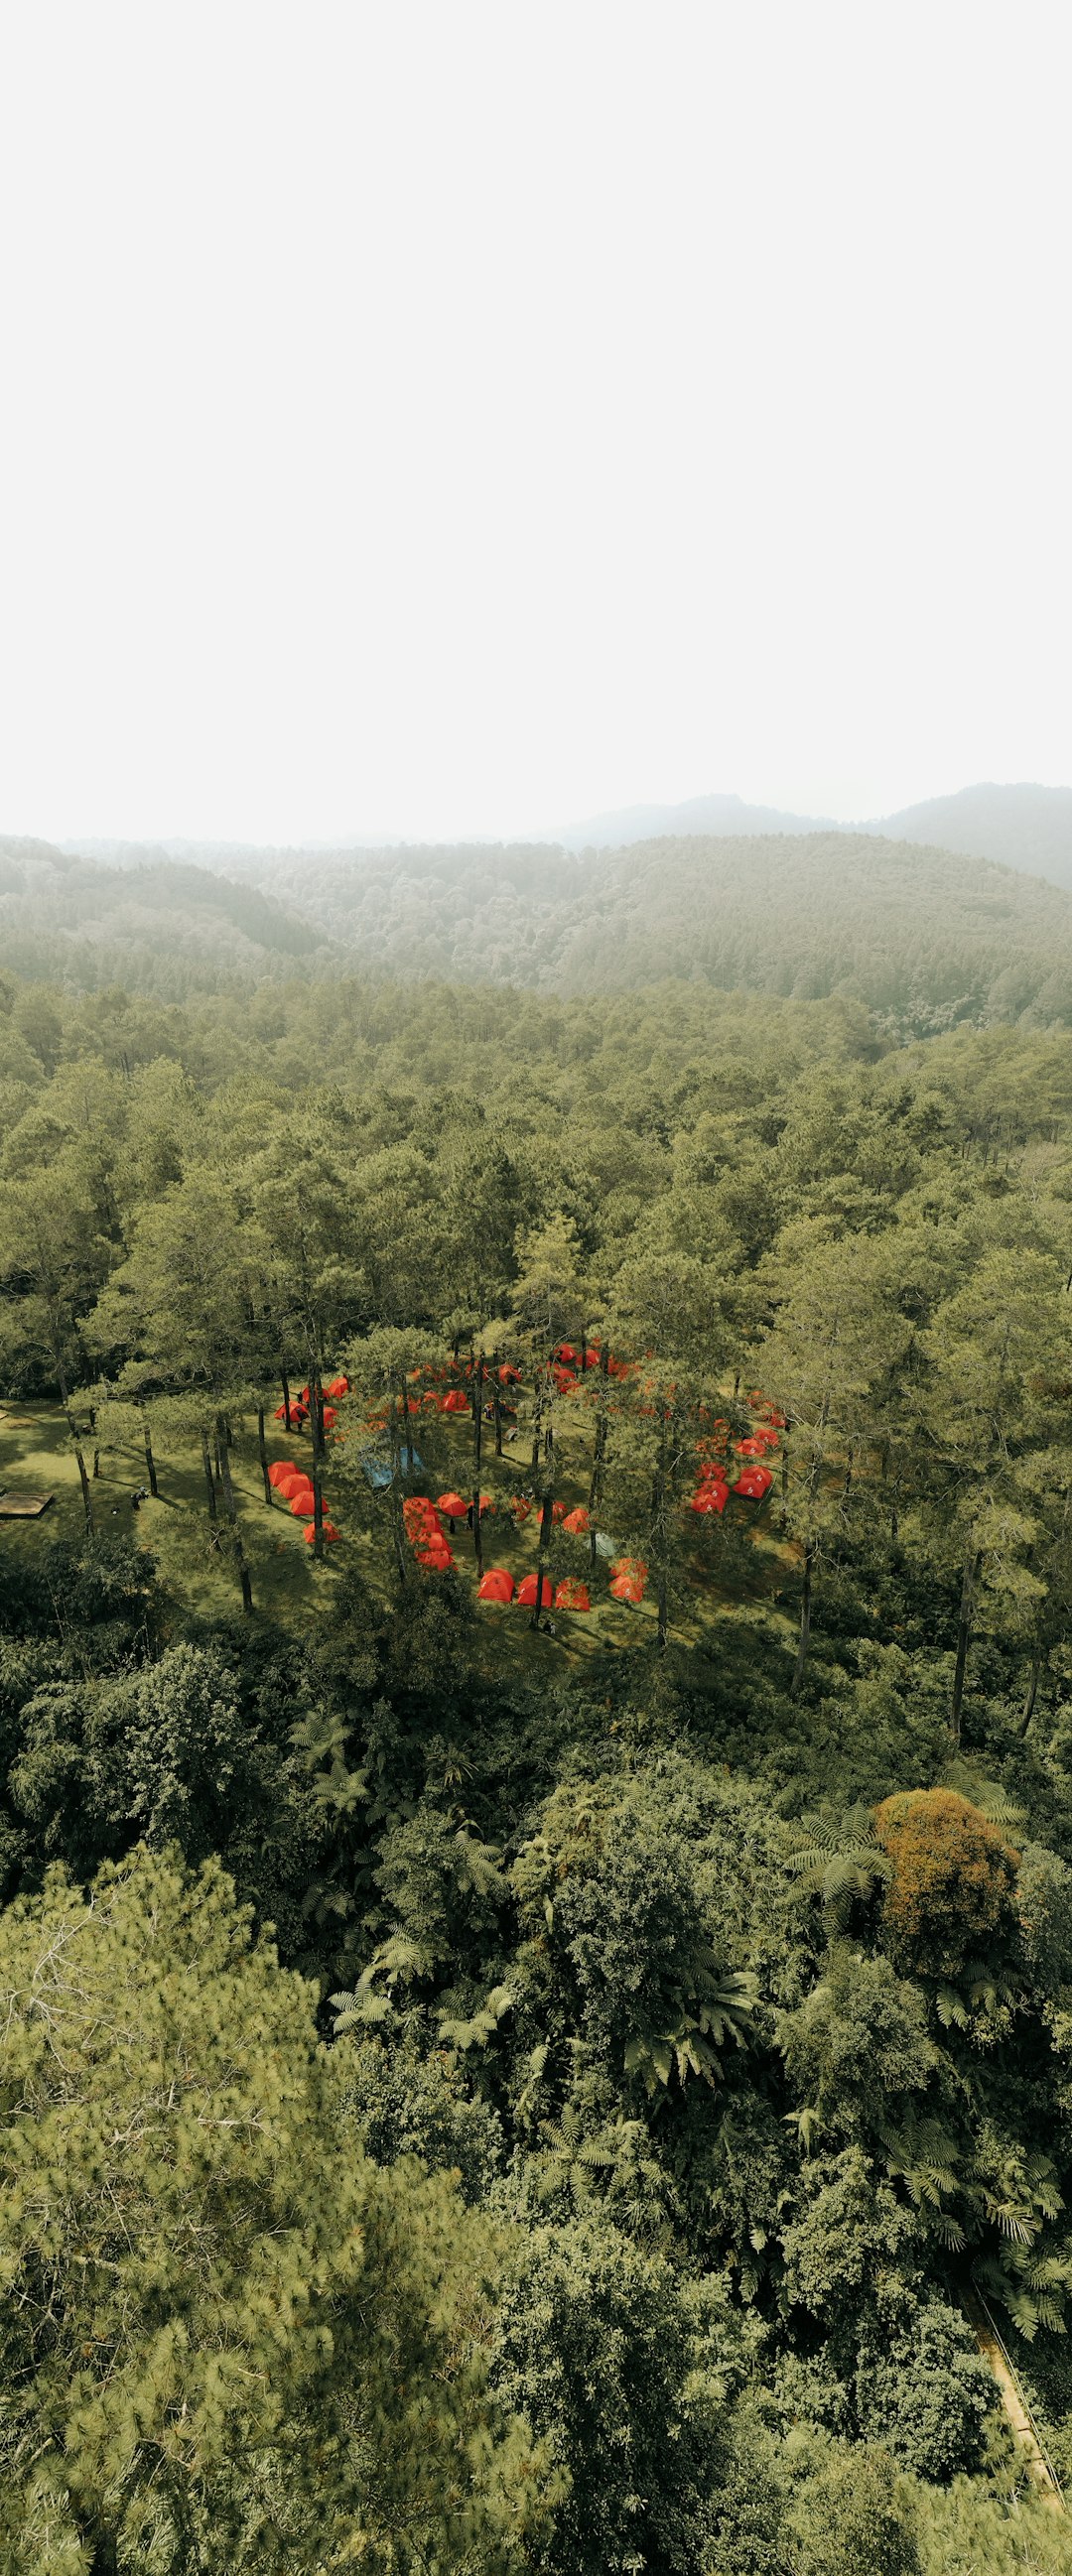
0, 2, 1068, 844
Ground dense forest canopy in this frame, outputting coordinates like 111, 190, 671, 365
8, 919, 1072, 2568
12, 819, 1072, 1035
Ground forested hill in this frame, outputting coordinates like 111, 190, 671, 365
554, 781, 1072, 887
187, 828, 1072, 1036
15, 824, 1072, 1035
875, 783, 1072, 888
0, 835, 328, 996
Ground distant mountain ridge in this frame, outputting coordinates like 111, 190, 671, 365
554, 782, 1072, 888
9, 786, 1072, 1036
870, 783, 1072, 887
61, 782, 1072, 894
554, 792, 835, 848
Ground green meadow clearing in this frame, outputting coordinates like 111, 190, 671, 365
0, 1394, 800, 1672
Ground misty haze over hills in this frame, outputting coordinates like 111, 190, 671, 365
555, 781, 1072, 881
8, 786, 1072, 1038
64, 780, 1072, 891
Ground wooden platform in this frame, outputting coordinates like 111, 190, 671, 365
0, 1490, 55, 1518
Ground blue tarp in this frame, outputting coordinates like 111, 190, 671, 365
361, 1450, 424, 1490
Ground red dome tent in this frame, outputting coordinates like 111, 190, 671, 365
477, 1568, 514, 1604
610, 1555, 644, 1597
304, 1520, 340, 1544
735, 1466, 773, 1500
554, 1580, 591, 1611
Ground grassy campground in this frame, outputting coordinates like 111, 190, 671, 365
0, 1389, 801, 1671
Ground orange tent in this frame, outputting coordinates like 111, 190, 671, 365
304, 1520, 340, 1544
437, 1491, 468, 1519
735, 1466, 772, 1500
555, 1580, 590, 1610
442, 1390, 469, 1414
477, 1568, 514, 1603
516, 1573, 551, 1609
690, 1486, 729, 1514
326, 1375, 348, 1398
562, 1506, 590, 1534
609, 1574, 645, 1604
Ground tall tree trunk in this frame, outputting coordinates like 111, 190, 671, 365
142, 1407, 158, 1498
201, 1429, 220, 1543
950, 1548, 982, 1744
310, 1357, 328, 1559
388, 1379, 409, 1584
1019, 1646, 1041, 1735
791, 1542, 815, 1696
778, 1424, 790, 1533
491, 1357, 503, 1457
654, 1408, 671, 1650
531, 1486, 555, 1629
54, 1348, 94, 1534
530, 1370, 544, 1478
256, 1406, 272, 1505
212, 1429, 223, 1492
92, 1447, 100, 1479
216, 1414, 253, 1613
84, 2526, 120, 2576
471, 1351, 484, 1576
589, 1340, 610, 1580
843, 1444, 854, 1499
281, 1364, 293, 1431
